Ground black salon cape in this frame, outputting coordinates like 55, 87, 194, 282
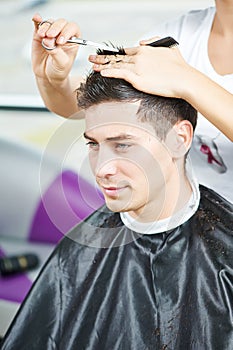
1, 186, 233, 350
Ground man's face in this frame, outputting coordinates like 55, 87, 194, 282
84, 101, 178, 221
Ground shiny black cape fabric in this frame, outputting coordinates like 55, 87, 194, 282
1, 186, 233, 350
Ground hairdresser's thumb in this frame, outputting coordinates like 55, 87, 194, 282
139, 36, 161, 46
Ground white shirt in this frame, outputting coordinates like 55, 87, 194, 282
142, 7, 233, 203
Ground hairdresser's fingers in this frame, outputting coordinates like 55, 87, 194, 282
32, 13, 43, 32
56, 21, 81, 45
32, 14, 45, 47
39, 38, 78, 63
89, 47, 138, 64
36, 18, 55, 37
100, 68, 138, 82
38, 18, 66, 41
32, 14, 51, 53
36, 17, 81, 44
99, 68, 154, 94
92, 59, 135, 72
43, 46, 78, 81
89, 53, 135, 65
121, 47, 139, 55
89, 55, 125, 65
139, 36, 161, 46
99, 66, 174, 98
45, 20, 81, 45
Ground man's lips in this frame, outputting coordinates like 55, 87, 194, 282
101, 185, 128, 197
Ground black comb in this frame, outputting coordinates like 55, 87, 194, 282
97, 37, 178, 56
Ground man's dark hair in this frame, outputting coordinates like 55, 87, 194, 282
77, 71, 197, 140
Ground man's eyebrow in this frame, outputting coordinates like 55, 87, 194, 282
83, 132, 96, 141
105, 134, 136, 141
83, 132, 137, 142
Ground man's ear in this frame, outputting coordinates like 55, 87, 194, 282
164, 120, 193, 158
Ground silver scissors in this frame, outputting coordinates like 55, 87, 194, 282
67, 37, 119, 52
42, 36, 119, 52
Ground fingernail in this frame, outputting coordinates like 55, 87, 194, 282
57, 36, 65, 44
89, 55, 97, 61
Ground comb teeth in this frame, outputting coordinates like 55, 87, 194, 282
96, 46, 126, 55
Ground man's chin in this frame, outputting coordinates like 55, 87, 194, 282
105, 199, 130, 213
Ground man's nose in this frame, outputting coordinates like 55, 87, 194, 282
94, 148, 118, 178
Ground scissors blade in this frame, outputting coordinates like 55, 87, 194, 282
66, 37, 119, 52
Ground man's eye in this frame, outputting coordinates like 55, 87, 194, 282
115, 143, 131, 151
86, 141, 99, 150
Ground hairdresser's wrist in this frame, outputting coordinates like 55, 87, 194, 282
36, 75, 72, 96
174, 64, 200, 102
35, 75, 83, 117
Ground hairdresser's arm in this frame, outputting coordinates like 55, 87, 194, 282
179, 66, 233, 142
32, 14, 82, 117
90, 43, 233, 141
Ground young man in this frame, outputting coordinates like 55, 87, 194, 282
1, 71, 232, 350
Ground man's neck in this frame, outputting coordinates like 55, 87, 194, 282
128, 165, 193, 223
120, 158, 200, 233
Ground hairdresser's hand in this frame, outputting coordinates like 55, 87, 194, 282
32, 13, 80, 84
89, 37, 191, 99
31, 14, 83, 117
